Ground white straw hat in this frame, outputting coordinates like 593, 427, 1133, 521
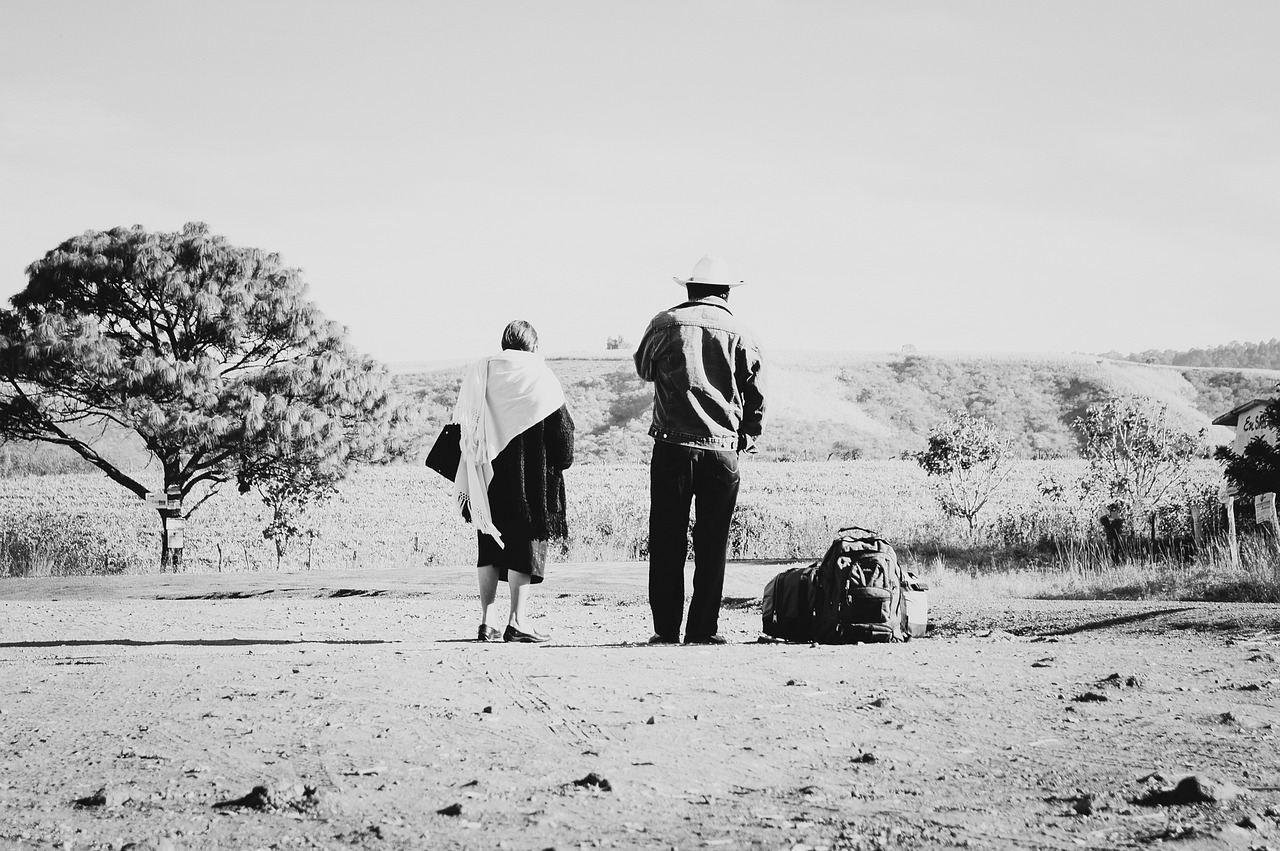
673, 255, 744, 287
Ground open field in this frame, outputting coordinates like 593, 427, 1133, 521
2, 564, 1279, 850
0, 460, 1228, 578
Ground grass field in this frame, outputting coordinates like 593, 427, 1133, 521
5, 458, 1276, 604
0, 459, 1063, 573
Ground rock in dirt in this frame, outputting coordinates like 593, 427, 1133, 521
120, 840, 175, 851
572, 772, 612, 792
1097, 673, 1142, 689
75, 785, 130, 808
437, 802, 463, 816
1136, 775, 1248, 807
851, 752, 877, 764
213, 780, 321, 813
1072, 794, 1094, 815
1073, 691, 1109, 703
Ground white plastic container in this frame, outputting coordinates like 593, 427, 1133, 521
903, 580, 929, 638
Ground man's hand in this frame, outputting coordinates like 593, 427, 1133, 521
736, 433, 758, 454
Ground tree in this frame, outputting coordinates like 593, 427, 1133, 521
915, 413, 1014, 534
0, 223, 416, 570
246, 449, 342, 569
1074, 396, 1204, 544
1214, 396, 1280, 498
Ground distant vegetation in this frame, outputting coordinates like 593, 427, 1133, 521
396, 350, 1277, 464
6, 350, 1279, 474
6, 351, 1276, 599
1106, 338, 1280, 370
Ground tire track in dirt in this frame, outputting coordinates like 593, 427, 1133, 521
487, 667, 620, 746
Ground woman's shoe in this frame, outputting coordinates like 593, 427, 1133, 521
503, 625, 550, 643
684, 634, 727, 645
478, 624, 502, 642
648, 634, 679, 644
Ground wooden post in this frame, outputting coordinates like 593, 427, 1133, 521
1225, 496, 1239, 568
1190, 505, 1203, 553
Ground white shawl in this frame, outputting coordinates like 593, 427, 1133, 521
452, 350, 566, 547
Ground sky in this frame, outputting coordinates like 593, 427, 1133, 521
2, 1, 1278, 365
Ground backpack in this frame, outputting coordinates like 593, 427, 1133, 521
761, 526, 910, 644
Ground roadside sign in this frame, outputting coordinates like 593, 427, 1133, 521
1255, 492, 1277, 527
167, 517, 185, 548
145, 491, 181, 510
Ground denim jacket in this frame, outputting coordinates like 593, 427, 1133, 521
634, 296, 766, 451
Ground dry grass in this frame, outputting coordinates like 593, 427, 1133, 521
1, 459, 1275, 603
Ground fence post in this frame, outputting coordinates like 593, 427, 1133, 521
1225, 496, 1239, 568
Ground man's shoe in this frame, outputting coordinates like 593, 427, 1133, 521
477, 624, 501, 642
648, 634, 679, 644
503, 625, 550, 643
684, 634, 728, 645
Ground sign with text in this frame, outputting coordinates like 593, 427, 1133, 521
1234, 402, 1279, 455
1255, 492, 1277, 527
144, 492, 179, 510
167, 517, 185, 548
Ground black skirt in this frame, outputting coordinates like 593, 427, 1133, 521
477, 532, 547, 584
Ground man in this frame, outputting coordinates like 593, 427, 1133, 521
634, 255, 766, 645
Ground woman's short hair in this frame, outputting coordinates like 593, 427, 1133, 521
501, 320, 539, 352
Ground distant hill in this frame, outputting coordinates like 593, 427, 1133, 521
1106, 338, 1280, 370
396, 351, 1280, 463
5, 350, 1277, 474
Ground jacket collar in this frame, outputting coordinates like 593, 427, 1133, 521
675, 295, 733, 315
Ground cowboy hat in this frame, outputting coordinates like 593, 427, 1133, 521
673, 255, 744, 287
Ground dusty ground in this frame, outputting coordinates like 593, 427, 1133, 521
1, 562, 1279, 851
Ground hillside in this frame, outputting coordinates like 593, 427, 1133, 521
396, 351, 1280, 463
3, 351, 1276, 475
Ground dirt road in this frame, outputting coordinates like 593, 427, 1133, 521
2, 563, 1279, 850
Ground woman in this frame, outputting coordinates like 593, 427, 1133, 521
453, 320, 574, 643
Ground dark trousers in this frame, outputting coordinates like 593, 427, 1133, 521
648, 441, 741, 639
